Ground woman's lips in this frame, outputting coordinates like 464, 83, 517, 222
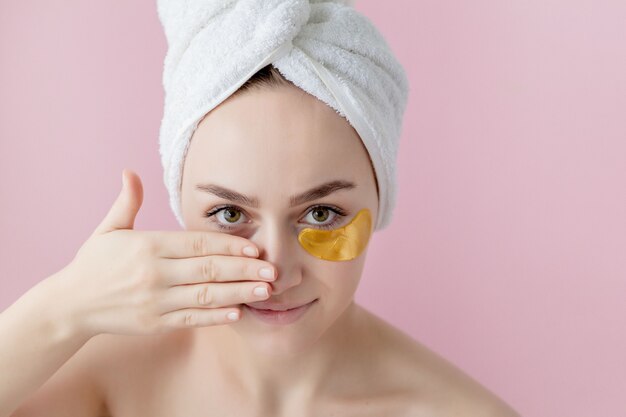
244, 298, 317, 311
243, 299, 317, 325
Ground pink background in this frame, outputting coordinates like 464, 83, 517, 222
1, 1, 625, 415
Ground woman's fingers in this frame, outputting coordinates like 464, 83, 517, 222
156, 280, 272, 313
156, 255, 276, 287
158, 307, 243, 330
144, 230, 258, 259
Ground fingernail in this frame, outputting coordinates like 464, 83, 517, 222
243, 246, 258, 257
258, 267, 274, 280
253, 286, 269, 298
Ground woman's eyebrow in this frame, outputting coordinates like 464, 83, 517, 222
194, 180, 356, 208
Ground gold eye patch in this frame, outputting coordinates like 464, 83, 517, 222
297, 208, 373, 261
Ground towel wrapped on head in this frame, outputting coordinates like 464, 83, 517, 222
157, 0, 409, 231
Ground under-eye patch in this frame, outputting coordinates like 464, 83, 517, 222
297, 208, 372, 261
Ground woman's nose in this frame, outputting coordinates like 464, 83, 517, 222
251, 223, 303, 296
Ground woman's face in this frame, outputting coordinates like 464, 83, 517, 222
180, 83, 378, 356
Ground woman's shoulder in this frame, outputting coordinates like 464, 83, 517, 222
84, 328, 194, 384
73, 329, 194, 415
353, 304, 521, 417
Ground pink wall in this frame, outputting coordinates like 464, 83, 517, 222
1, 1, 625, 415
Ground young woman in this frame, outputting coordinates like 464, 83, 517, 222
1, 65, 519, 417
0, 2, 521, 416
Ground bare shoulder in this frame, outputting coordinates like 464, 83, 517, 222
83, 328, 194, 392
354, 305, 522, 417
7, 329, 182, 417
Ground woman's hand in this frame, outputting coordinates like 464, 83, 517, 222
46, 169, 276, 339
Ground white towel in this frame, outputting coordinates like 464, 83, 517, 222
157, 0, 409, 231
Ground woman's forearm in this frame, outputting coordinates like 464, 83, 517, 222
0, 272, 92, 416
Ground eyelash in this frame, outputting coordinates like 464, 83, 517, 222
203, 204, 348, 231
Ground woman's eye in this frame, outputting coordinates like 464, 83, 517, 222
303, 205, 348, 230
303, 207, 338, 228
219, 207, 244, 224
204, 206, 248, 230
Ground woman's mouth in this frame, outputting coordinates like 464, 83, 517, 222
243, 299, 318, 325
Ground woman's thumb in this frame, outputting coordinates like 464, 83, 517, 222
92, 168, 144, 235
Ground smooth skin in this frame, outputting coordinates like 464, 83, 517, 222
1, 84, 521, 417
